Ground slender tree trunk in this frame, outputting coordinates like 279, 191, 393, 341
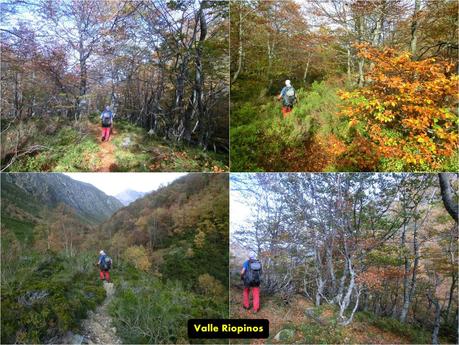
326, 243, 336, 295
339, 252, 356, 321
356, 16, 365, 87
400, 221, 420, 322
335, 256, 349, 304
341, 286, 361, 326
314, 243, 325, 306
196, 2, 208, 147
303, 52, 312, 86
232, 8, 243, 84
410, 0, 421, 58
429, 292, 441, 344
347, 46, 352, 84
446, 273, 457, 322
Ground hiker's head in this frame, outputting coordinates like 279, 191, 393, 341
285, 80, 291, 87
105, 105, 110, 111
249, 251, 256, 260
100, 250, 105, 255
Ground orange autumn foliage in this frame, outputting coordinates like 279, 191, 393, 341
340, 44, 458, 171
357, 266, 404, 290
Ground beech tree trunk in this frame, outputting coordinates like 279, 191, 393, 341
439, 173, 458, 223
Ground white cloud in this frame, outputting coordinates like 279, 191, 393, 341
64, 173, 187, 196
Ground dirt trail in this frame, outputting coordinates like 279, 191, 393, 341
88, 122, 118, 172
80, 281, 122, 344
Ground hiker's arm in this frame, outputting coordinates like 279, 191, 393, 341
240, 267, 246, 279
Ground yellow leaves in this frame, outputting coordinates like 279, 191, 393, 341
123, 245, 151, 271
339, 91, 351, 100
375, 109, 394, 123
194, 230, 206, 248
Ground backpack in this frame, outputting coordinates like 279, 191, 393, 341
283, 87, 296, 107
244, 259, 262, 287
100, 255, 112, 270
101, 111, 111, 126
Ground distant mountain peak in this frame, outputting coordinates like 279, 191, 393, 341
115, 189, 147, 206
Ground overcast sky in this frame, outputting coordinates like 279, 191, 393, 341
64, 173, 187, 196
230, 174, 253, 235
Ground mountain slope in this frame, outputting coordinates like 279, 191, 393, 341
115, 189, 147, 206
2, 173, 122, 224
100, 173, 229, 286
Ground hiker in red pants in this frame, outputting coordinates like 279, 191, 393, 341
241, 252, 262, 313
100, 106, 113, 141
277, 80, 296, 118
97, 250, 112, 282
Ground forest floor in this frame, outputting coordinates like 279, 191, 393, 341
3, 116, 228, 172
230, 287, 422, 344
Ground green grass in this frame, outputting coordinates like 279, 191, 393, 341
7, 124, 101, 172
230, 81, 343, 171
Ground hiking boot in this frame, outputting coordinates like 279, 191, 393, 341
243, 306, 250, 310
101, 137, 105, 141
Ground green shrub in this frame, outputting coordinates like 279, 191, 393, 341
1, 252, 105, 344
298, 320, 346, 344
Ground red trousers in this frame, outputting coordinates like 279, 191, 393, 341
282, 106, 292, 118
101, 127, 110, 141
99, 270, 110, 281
243, 287, 260, 311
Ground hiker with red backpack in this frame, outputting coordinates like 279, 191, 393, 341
97, 250, 112, 282
241, 252, 262, 313
277, 80, 296, 118
100, 106, 113, 141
